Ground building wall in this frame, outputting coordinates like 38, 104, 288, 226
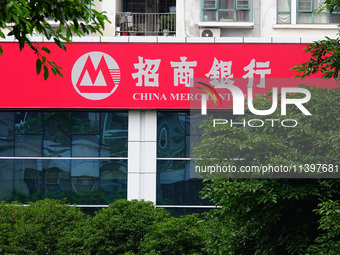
97, 0, 339, 38
0, 0, 338, 213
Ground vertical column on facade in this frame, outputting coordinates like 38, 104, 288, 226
99, 0, 118, 36
175, 0, 186, 37
291, 0, 297, 24
127, 110, 157, 203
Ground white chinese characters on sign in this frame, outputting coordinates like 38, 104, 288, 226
132, 56, 271, 88
170, 57, 197, 87
243, 59, 271, 88
205, 58, 234, 88
132, 56, 161, 87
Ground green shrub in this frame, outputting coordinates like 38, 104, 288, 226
139, 214, 208, 255
0, 199, 86, 254
306, 200, 340, 255
58, 199, 170, 255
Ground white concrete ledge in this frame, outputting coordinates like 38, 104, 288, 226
157, 36, 186, 43
100, 36, 129, 42
198, 21, 254, 29
215, 37, 244, 43
129, 36, 158, 43
272, 37, 301, 43
71, 36, 100, 42
27, 35, 44, 42
300, 37, 327, 43
244, 37, 272, 43
0, 36, 15, 42
186, 37, 215, 43
273, 24, 339, 30
0, 35, 332, 44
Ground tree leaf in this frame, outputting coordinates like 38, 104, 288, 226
43, 65, 49, 80
41, 47, 50, 54
36, 59, 42, 75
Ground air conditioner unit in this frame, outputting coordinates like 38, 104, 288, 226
199, 28, 221, 37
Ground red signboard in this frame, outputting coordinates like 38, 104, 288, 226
0, 42, 331, 109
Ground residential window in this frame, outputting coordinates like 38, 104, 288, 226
277, 0, 340, 24
202, 0, 252, 22
278, 0, 291, 23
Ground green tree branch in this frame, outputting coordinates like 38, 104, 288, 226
0, 0, 109, 80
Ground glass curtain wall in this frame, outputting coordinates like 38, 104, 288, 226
156, 111, 213, 215
0, 111, 128, 205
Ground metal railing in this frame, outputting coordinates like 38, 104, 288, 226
116, 12, 176, 36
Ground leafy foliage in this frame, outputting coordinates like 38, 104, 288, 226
58, 199, 170, 255
0, 0, 108, 79
0, 199, 86, 254
292, 37, 340, 79
139, 214, 207, 255
195, 86, 340, 254
306, 200, 340, 255
292, 0, 340, 79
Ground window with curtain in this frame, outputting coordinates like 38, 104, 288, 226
202, 0, 252, 22
277, 0, 340, 24
298, 0, 329, 23
278, 0, 291, 23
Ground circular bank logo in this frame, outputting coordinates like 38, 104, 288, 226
71, 51, 120, 100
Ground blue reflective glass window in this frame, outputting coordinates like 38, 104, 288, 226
71, 159, 100, 205
157, 160, 212, 206
0, 113, 14, 157
100, 159, 127, 204
14, 159, 43, 202
100, 112, 128, 157
15, 112, 43, 135
72, 112, 100, 135
43, 159, 71, 201
72, 135, 100, 157
157, 112, 186, 158
0, 111, 128, 205
43, 112, 71, 157
0, 159, 13, 201
15, 135, 42, 157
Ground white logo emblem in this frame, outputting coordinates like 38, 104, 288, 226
71, 52, 120, 100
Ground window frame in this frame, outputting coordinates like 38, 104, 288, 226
277, 0, 292, 24
276, 0, 340, 24
201, 0, 252, 22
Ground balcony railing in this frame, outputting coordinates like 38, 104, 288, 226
116, 12, 176, 36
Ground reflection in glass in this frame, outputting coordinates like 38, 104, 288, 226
157, 112, 186, 158
15, 135, 42, 157
100, 160, 127, 204
15, 112, 43, 135
0, 111, 128, 204
0, 160, 13, 201
101, 112, 128, 157
157, 160, 212, 206
72, 135, 100, 157
0, 113, 14, 157
72, 112, 100, 134
43, 159, 71, 201
71, 159, 100, 205
14, 159, 43, 203
44, 112, 71, 157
